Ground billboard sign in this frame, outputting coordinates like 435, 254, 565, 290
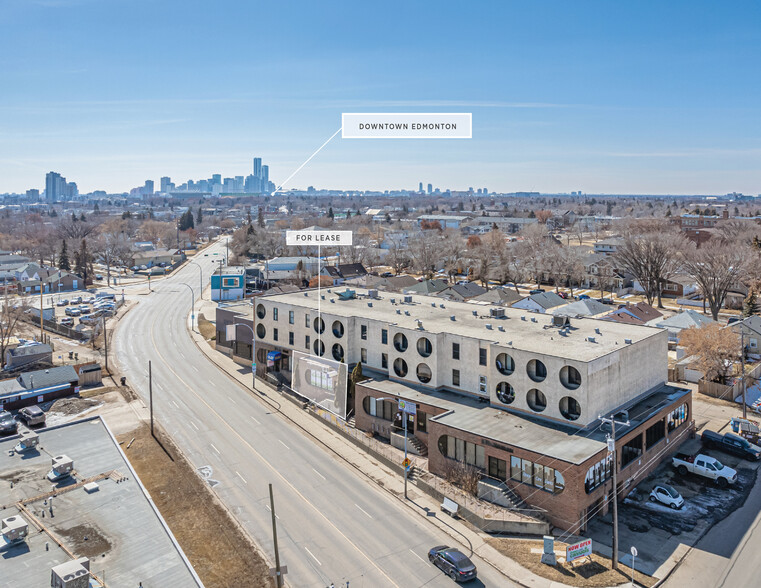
286, 230, 353, 247
398, 399, 417, 415
566, 538, 592, 563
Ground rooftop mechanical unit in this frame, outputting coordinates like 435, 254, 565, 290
47, 455, 74, 482
2, 515, 28, 545
50, 558, 90, 588
14, 429, 39, 453
489, 307, 506, 319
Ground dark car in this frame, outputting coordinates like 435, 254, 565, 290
702, 430, 761, 461
380, 272, 393, 278
596, 297, 615, 305
578, 294, 590, 300
557, 291, 569, 299
16, 405, 46, 427
0, 411, 18, 435
529, 288, 545, 295
428, 546, 477, 582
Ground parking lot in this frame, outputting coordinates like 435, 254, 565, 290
588, 393, 761, 577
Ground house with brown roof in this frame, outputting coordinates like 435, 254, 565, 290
603, 302, 663, 325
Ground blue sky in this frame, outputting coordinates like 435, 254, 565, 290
1, 0, 759, 194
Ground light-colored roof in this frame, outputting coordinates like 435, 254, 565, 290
552, 299, 610, 317
260, 287, 664, 363
654, 309, 715, 331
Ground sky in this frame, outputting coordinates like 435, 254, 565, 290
1, 0, 760, 195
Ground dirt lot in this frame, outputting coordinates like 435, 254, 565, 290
486, 538, 656, 587
198, 312, 215, 340
118, 423, 273, 588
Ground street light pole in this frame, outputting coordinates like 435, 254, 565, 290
741, 327, 747, 419
377, 396, 411, 499
187, 260, 204, 300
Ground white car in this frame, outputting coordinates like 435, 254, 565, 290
649, 484, 684, 509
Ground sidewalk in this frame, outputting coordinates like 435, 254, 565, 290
188, 295, 570, 588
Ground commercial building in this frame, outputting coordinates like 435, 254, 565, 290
210, 266, 246, 301
0, 365, 78, 410
0, 417, 202, 587
242, 287, 692, 531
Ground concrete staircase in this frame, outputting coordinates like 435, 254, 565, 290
408, 435, 428, 457
478, 477, 547, 521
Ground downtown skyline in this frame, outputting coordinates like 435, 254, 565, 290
1, 1, 759, 195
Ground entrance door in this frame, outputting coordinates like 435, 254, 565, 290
406, 412, 415, 433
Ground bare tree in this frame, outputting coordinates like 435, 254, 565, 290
385, 233, 410, 275
682, 241, 753, 320
56, 218, 97, 240
0, 297, 29, 366
408, 229, 441, 277
680, 323, 739, 384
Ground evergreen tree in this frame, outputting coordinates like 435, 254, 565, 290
58, 240, 70, 271
385, 213, 391, 223
80, 213, 86, 221
72, 212, 78, 223
122, 210, 131, 219
257, 207, 265, 228
196, 206, 203, 224
49, 209, 58, 217
178, 209, 194, 230
743, 290, 759, 318
328, 207, 334, 219
93, 202, 100, 214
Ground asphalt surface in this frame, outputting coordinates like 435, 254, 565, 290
113, 241, 509, 588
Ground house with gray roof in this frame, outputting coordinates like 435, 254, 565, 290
4, 342, 52, 370
437, 282, 488, 301
511, 291, 567, 313
649, 309, 715, 342
468, 287, 523, 306
404, 279, 449, 295
552, 299, 610, 318
0, 364, 78, 410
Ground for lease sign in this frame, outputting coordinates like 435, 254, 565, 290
566, 538, 592, 563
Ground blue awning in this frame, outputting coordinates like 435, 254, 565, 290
266, 351, 282, 361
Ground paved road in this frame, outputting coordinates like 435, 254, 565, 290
113, 241, 508, 588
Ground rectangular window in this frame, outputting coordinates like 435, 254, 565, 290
416, 411, 427, 433
447, 436, 456, 460
646, 420, 666, 449
273, 307, 278, 321
305, 314, 310, 328
361, 325, 367, 340
543, 465, 555, 493
476, 445, 485, 469
381, 353, 388, 369
479, 348, 487, 366
305, 335, 310, 349
273, 328, 278, 341
452, 342, 460, 360
452, 369, 460, 387
510, 456, 522, 481
222, 277, 238, 287
361, 348, 367, 363
381, 329, 388, 344
533, 463, 544, 488
489, 457, 507, 481
522, 459, 533, 485
288, 332, 294, 345
288, 310, 294, 324
479, 376, 487, 395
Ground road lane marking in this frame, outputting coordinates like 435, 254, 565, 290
264, 504, 280, 520
304, 547, 322, 566
170, 400, 179, 409
312, 468, 326, 480
355, 504, 373, 519
210, 443, 220, 454
236, 471, 247, 484
250, 416, 261, 425
229, 396, 237, 405
410, 549, 430, 566
190, 421, 199, 431
278, 440, 290, 449
146, 316, 400, 587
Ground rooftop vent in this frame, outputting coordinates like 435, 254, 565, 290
498, 326, 505, 332
368, 289, 379, 299
472, 310, 478, 316
416, 320, 423, 329
521, 316, 527, 321
431, 303, 436, 307
390, 298, 396, 304
367, 302, 373, 308
587, 336, 596, 343
595, 328, 601, 334
330, 299, 335, 303
321, 295, 325, 300
450, 315, 456, 321
490, 307, 505, 319
439, 304, 445, 309
485, 323, 493, 330
404, 310, 410, 316
404, 295, 413, 303
624, 338, 632, 344
396, 309, 401, 314
303, 292, 309, 297
531, 317, 538, 323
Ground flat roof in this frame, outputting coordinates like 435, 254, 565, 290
260, 288, 664, 362
0, 417, 203, 587
361, 379, 690, 465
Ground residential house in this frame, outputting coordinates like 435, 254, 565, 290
437, 282, 488, 301
649, 310, 715, 343
593, 237, 624, 255
552, 299, 610, 318
130, 248, 185, 268
319, 263, 368, 285
418, 215, 468, 229
468, 288, 523, 306
633, 274, 697, 299
511, 291, 567, 313
404, 279, 449, 295
729, 315, 761, 360
582, 254, 626, 292
603, 302, 663, 325
478, 217, 537, 234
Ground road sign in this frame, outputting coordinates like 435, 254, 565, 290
566, 538, 592, 563
402, 457, 411, 469
630, 546, 638, 557
268, 566, 288, 577
252, 362, 256, 368
398, 399, 417, 415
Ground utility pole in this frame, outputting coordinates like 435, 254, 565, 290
102, 315, 108, 375
149, 360, 154, 437
742, 328, 747, 419
269, 483, 284, 588
217, 259, 223, 302
39, 282, 44, 341
598, 413, 629, 571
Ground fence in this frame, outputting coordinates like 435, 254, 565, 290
698, 362, 761, 403
267, 373, 549, 534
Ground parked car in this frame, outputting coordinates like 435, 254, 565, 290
16, 405, 45, 427
95, 274, 103, 280
84, 296, 97, 304
727, 316, 742, 326
672, 452, 738, 487
78, 305, 90, 313
702, 430, 761, 461
0, 411, 18, 435
428, 546, 477, 582
60, 317, 74, 327
578, 294, 591, 300
96, 292, 116, 300
139, 265, 148, 270
56, 299, 69, 307
557, 291, 569, 299
65, 307, 81, 317
131, 265, 140, 271
649, 484, 684, 509
70, 296, 83, 304
529, 288, 545, 295
380, 272, 393, 278
596, 297, 615, 305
